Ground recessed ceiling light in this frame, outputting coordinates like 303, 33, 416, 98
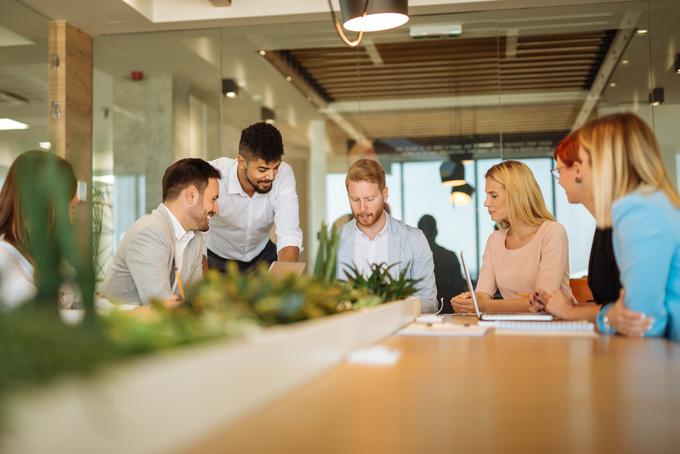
636, 29, 648, 35
258, 50, 266, 56
609, 82, 617, 87
0, 118, 28, 130
285, 75, 292, 82
39, 141, 51, 150
621, 59, 629, 65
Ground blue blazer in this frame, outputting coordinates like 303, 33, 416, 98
336, 214, 438, 313
597, 190, 680, 342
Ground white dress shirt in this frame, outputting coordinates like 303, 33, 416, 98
161, 204, 194, 293
0, 237, 36, 308
353, 222, 391, 278
207, 157, 303, 262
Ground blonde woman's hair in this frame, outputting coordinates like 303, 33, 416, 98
485, 160, 555, 229
578, 112, 680, 228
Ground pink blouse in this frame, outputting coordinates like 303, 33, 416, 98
476, 220, 572, 300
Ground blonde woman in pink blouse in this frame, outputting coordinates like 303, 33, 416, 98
452, 160, 572, 313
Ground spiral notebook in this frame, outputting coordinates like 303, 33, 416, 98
481, 320, 597, 337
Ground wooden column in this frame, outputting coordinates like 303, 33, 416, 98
48, 20, 93, 257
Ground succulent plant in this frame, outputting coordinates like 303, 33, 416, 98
342, 262, 421, 303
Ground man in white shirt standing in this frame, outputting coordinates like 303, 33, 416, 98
100, 158, 221, 305
207, 122, 302, 272
335, 159, 437, 313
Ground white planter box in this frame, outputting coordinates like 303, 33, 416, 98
2, 298, 420, 454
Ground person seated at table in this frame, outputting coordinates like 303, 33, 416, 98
0, 150, 79, 308
529, 133, 647, 335
452, 160, 572, 313
335, 159, 437, 313
100, 158, 221, 306
572, 113, 679, 340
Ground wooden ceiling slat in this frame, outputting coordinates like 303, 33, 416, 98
299, 54, 600, 73
328, 83, 586, 99
318, 67, 593, 84
324, 73, 589, 90
327, 76, 588, 90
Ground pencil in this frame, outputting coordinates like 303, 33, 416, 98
175, 267, 185, 300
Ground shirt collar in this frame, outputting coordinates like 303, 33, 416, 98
227, 159, 247, 196
161, 204, 193, 242
354, 212, 389, 240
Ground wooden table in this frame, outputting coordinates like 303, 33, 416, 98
180, 320, 680, 454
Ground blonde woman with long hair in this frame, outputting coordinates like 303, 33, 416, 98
578, 113, 680, 341
452, 160, 572, 313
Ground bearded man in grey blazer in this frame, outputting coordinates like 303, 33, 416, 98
100, 158, 221, 305
336, 159, 437, 314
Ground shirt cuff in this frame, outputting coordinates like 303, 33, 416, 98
596, 303, 617, 335
276, 235, 303, 253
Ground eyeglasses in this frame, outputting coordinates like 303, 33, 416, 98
550, 166, 567, 180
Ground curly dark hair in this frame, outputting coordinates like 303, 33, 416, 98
238, 122, 284, 163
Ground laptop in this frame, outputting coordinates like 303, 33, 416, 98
268, 261, 306, 279
460, 252, 554, 321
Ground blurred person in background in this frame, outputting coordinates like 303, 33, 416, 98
418, 214, 464, 314
0, 150, 78, 308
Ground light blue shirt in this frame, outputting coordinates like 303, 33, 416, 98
336, 213, 438, 313
597, 190, 680, 342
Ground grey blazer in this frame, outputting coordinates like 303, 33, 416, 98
100, 204, 205, 305
336, 214, 438, 313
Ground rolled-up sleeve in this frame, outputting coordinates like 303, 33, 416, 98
273, 164, 303, 252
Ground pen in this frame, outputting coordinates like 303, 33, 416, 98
175, 267, 185, 300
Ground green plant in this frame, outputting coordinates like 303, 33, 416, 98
186, 264, 355, 326
342, 262, 421, 303
313, 221, 340, 282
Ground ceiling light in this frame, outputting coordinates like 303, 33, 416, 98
0, 118, 28, 130
649, 87, 664, 106
636, 29, 648, 35
621, 59, 629, 65
609, 82, 617, 87
285, 75, 292, 82
261, 106, 276, 124
342, 0, 409, 32
450, 184, 475, 206
440, 160, 466, 187
328, 0, 409, 47
221, 78, 239, 98
258, 50, 266, 56
39, 141, 51, 150
674, 54, 680, 74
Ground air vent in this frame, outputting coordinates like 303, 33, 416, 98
409, 24, 462, 39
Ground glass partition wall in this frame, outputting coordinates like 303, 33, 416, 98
3, 0, 678, 290
0, 0, 49, 178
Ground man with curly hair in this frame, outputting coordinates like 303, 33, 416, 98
207, 122, 302, 272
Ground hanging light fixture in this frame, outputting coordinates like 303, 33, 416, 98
261, 106, 276, 124
440, 159, 466, 187
450, 184, 475, 206
221, 79, 239, 98
328, 0, 409, 47
341, 0, 409, 32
